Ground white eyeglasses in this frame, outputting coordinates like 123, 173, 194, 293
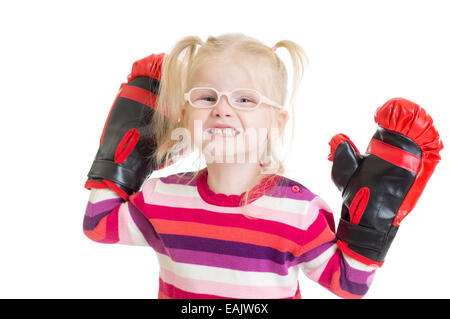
184, 87, 283, 110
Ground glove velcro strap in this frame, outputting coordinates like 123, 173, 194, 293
88, 159, 147, 194
336, 218, 387, 252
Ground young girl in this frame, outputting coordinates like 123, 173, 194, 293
83, 33, 407, 299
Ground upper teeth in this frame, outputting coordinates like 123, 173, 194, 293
206, 128, 240, 137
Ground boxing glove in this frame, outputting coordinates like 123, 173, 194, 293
85, 53, 178, 200
328, 97, 443, 267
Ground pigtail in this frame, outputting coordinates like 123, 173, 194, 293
271, 40, 309, 145
239, 40, 308, 213
152, 35, 204, 168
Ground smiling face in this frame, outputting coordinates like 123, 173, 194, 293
181, 56, 288, 165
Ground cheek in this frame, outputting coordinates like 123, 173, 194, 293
186, 110, 209, 149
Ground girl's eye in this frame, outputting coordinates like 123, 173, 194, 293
202, 96, 217, 102
239, 98, 252, 103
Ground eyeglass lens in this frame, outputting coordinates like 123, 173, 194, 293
190, 88, 260, 109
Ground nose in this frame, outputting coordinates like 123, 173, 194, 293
211, 94, 233, 117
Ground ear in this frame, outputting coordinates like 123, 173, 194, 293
276, 109, 289, 133
266, 109, 289, 141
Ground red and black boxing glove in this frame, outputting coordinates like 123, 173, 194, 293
328, 97, 443, 267
85, 53, 178, 200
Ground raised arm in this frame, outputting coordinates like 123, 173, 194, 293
328, 98, 443, 266
300, 98, 443, 298
83, 53, 177, 246
83, 179, 161, 247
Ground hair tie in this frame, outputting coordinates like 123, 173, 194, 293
271, 46, 277, 52
199, 40, 205, 46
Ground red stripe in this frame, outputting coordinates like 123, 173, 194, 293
366, 138, 420, 174
119, 84, 157, 109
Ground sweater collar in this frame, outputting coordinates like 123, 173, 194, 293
196, 168, 280, 207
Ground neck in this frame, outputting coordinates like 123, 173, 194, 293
205, 162, 266, 196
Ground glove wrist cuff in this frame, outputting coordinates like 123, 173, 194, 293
337, 240, 384, 268
336, 218, 399, 266
87, 159, 149, 195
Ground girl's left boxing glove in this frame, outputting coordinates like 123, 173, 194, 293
85, 53, 174, 200
328, 97, 443, 267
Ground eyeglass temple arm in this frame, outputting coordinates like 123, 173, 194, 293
261, 96, 283, 109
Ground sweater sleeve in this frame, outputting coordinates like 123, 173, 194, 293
83, 178, 161, 248
297, 195, 377, 299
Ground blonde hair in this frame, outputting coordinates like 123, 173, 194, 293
150, 33, 308, 213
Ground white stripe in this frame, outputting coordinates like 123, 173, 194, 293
88, 188, 121, 204
118, 202, 149, 246
156, 252, 297, 287
300, 243, 338, 273
253, 195, 309, 215
342, 253, 378, 271
154, 180, 198, 198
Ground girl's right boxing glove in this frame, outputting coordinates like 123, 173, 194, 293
328, 98, 443, 266
85, 53, 176, 200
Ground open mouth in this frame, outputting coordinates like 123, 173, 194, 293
205, 127, 242, 137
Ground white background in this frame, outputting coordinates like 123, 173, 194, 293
1, 0, 449, 299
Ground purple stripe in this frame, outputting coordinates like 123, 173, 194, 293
128, 202, 166, 253
338, 254, 374, 295
287, 240, 337, 268
159, 233, 299, 265
266, 176, 316, 201
160, 172, 198, 186
85, 198, 123, 217
341, 254, 376, 285
83, 212, 110, 231
83, 199, 122, 231
167, 247, 290, 275
160, 172, 316, 202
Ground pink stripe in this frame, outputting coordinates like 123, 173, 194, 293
133, 192, 306, 245
308, 196, 333, 228
247, 203, 317, 230
159, 267, 297, 299
117, 203, 133, 245
159, 278, 229, 299
142, 178, 158, 202
151, 191, 318, 230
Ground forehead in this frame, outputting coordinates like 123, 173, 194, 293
190, 57, 262, 91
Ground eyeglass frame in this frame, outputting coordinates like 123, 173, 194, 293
183, 87, 283, 111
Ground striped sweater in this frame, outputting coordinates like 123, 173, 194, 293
83, 169, 376, 299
